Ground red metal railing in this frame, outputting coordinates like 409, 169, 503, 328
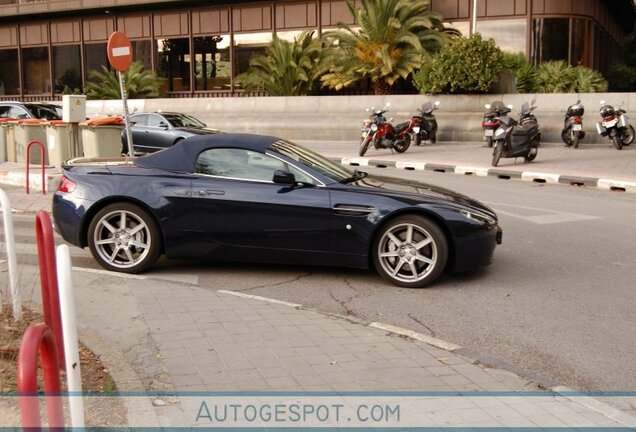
17, 323, 64, 429
26, 139, 46, 195
35, 210, 65, 369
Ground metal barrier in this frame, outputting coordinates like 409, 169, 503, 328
35, 210, 65, 368
0, 188, 20, 320
25, 139, 46, 195
17, 323, 64, 428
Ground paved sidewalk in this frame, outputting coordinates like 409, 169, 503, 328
1, 186, 636, 428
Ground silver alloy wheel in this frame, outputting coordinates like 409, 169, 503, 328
92, 209, 152, 269
377, 222, 438, 284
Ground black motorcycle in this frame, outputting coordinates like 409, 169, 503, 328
482, 101, 507, 148
491, 99, 540, 167
596, 101, 634, 150
410, 101, 440, 145
561, 101, 585, 149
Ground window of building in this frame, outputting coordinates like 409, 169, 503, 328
53, 44, 82, 94
233, 32, 273, 78
85, 43, 108, 77
532, 18, 569, 64
157, 38, 191, 92
0, 49, 19, 95
132, 40, 152, 70
22, 46, 50, 94
571, 19, 590, 67
478, 19, 527, 54
194, 35, 230, 91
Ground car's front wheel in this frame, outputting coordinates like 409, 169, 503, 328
372, 215, 448, 288
88, 203, 161, 273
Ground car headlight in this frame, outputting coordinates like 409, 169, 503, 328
370, 124, 378, 132
460, 209, 496, 226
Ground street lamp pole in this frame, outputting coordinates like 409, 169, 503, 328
471, 0, 478, 35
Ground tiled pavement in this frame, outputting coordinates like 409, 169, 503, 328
2, 146, 636, 427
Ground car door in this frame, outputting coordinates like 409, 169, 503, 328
129, 114, 149, 150
190, 147, 332, 258
144, 114, 174, 151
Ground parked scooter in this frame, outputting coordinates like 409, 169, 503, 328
561, 100, 585, 149
491, 99, 541, 167
482, 101, 507, 148
596, 101, 634, 150
359, 103, 410, 157
407, 101, 440, 145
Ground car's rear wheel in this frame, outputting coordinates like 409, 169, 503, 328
372, 215, 448, 288
88, 202, 161, 274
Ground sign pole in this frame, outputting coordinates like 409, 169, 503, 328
118, 72, 135, 157
107, 31, 135, 158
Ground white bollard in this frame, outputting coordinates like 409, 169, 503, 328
0, 188, 20, 321
56, 244, 85, 428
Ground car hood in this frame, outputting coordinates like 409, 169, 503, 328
174, 127, 220, 135
345, 174, 497, 219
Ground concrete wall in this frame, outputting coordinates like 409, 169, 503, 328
86, 93, 636, 144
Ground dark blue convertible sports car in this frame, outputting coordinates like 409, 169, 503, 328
52, 133, 502, 288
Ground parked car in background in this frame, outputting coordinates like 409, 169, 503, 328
0, 101, 62, 120
121, 112, 218, 154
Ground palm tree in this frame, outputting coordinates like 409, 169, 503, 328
235, 30, 323, 96
85, 61, 162, 100
320, 0, 450, 95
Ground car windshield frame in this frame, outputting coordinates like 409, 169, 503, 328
268, 139, 353, 183
27, 104, 62, 120
162, 113, 206, 128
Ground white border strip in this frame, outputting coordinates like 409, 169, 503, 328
369, 321, 461, 351
341, 157, 370, 167
552, 386, 636, 427
395, 161, 426, 170
217, 290, 302, 308
597, 178, 636, 192
521, 171, 561, 184
454, 166, 489, 176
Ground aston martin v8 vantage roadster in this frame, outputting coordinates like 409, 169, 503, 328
52, 133, 502, 288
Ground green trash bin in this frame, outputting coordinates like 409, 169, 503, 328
45, 122, 73, 166
80, 117, 124, 158
14, 120, 48, 165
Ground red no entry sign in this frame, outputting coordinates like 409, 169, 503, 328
107, 31, 133, 72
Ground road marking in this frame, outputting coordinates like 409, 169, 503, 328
217, 290, 301, 308
369, 322, 461, 351
485, 202, 601, 225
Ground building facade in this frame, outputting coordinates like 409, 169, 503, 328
0, 0, 633, 100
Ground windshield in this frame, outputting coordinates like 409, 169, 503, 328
269, 140, 353, 183
163, 113, 206, 128
28, 104, 62, 120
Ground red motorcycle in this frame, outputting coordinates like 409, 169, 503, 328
359, 103, 410, 157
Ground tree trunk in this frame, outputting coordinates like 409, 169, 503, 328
373, 80, 393, 95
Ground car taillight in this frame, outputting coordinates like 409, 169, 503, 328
57, 176, 76, 193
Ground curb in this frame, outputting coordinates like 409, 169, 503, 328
337, 157, 636, 193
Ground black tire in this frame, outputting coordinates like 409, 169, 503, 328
612, 135, 623, 150
430, 135, 437, 144
561, 130, 569, 146
622, 125, 635, 146
486, 136, 493, 148
359, 135, 372, 157
372, 215, 448, 288
393, 134, 411, 153
572, 131, 579, 149
524, 145, 539, 162
414, 134, 422, 146
491, 141, 503, 167
88, 202, 162, 274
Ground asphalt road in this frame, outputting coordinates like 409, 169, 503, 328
193, 169, 636, 401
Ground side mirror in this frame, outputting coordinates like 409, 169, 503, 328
434, 101, 441, 107
273, 170, 296, 185
159, 122, 169, 129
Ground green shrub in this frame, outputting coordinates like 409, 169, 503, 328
85, 61, 162, 100
413, 34, 504, 94
607, 63, 636, 92
532, 60, 607, 93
